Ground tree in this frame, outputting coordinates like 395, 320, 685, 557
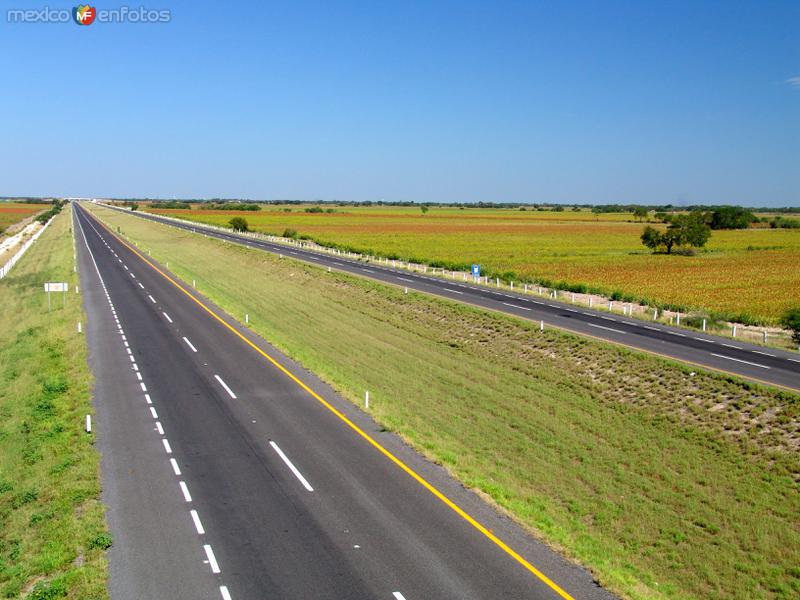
633, 206, 648, 221
640, 226, 662, 251
672, 211, 711, 248
420, 205, 429, 214
781, 308, 800, 345
640, 211, 711, 254
229, 216, 249, 232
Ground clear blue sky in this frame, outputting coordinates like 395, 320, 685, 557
1, 0, 797, 206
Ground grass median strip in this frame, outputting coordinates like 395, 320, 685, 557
0, 206, 108, 599
89, 203, 799, 600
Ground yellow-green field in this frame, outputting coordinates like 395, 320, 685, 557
143, 204, 800, 324
0, 202, 47, 235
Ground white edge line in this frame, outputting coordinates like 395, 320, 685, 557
183, 336, 198, 353
219, 586, 232, 600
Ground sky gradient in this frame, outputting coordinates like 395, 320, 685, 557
1, 0, 797, 205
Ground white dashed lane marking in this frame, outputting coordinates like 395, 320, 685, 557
711, 353, 770, 369
204, 545, 220, 574
269, 441, 314, 492
214, 375, 237, 399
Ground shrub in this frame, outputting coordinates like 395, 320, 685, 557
282, 228, 298, 239
228, 217, 249, 232
780, 308, 800, 345
88, 532, 113, 550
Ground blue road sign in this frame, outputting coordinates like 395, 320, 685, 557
471, 264, 480, 277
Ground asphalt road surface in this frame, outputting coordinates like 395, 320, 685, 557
74, 203, 617, 599
99, 203, 800, 392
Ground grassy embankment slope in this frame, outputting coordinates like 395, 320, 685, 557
91, 203, 799, 600
0, 207, 108, 599
145, 204, 800, 324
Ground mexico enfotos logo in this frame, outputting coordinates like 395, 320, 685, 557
7, 5, 171, 24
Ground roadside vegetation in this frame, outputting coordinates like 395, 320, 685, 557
90, 203, 799, 600
143, 204, 800, 324
0, 206, 108, 599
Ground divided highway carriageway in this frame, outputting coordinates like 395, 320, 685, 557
74, 203, 618, 599
100, 202, 800, 393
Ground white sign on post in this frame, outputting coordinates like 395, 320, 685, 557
44, 282, 68, 293
44, 282, 69, 310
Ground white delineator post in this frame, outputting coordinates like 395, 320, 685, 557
365, 391, 369, 409
763, 330, 768, 343
77, 322, 82, 333
702, 318, 707, 332
677, 313, 681, 326
540, 320, 544, 331
85, 414, 92, 433
245, 314, 249, 324
732, 325, 737, 337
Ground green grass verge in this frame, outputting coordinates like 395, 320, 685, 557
0, 207, 108, 599
90, 204, 799, 600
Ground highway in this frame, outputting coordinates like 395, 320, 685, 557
100, 203, 800, 392
74, 203, 616, 599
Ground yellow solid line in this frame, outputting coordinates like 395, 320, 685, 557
83, 207, 575, 600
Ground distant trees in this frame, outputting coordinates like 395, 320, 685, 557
420, 205, 429, 214
632, 206, 648, 221
305, 206, 324, 213
640, 211, 711, 254
709, 206, 755, 230
35, 199, 64, 224
769, 216, 800, 229
207, 202, 260, 211
153, 201, 192, 209
229, 217, 249, 232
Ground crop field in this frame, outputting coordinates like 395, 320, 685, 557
0, 202, 46, 235
90, 203, 799, 600
143, 204, 800, 324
